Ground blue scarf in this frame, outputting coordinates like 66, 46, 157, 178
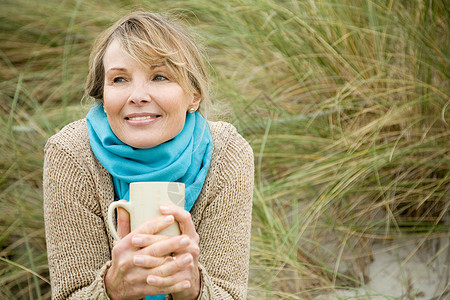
86, 103, 212, 212
86, 103, 212, 300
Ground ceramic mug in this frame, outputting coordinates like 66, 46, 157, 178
107, 182, 185, 240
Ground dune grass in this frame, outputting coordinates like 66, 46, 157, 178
0, 0, 448, 299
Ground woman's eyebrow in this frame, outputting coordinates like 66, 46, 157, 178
149, 63, 165, 69
106, 67, 127, 74
106, 64, 164, 73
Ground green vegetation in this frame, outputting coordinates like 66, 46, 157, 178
1, 0, 448, 299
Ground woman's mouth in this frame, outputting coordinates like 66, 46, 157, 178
126, 115, 158, 121
124, 113, 161, 125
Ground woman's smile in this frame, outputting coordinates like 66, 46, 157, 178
124, 112, 161, 125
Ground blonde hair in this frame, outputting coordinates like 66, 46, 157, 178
85, 11, 210, 113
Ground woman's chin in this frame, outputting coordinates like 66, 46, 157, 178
123, 136, 169, 149
127, 140, 158, 149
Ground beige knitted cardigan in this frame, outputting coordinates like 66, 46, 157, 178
43, 119, 254, 300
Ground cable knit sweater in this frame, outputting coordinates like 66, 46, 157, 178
43, 119, 254, 300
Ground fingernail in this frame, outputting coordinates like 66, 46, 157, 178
160, 205, 170, 211
147, 276, 156, 284
164, 215, 174, 223
132, 237, 143, 245
179, 237, 189, 246
183, 255, 192, 264
134, 256, 144, 265
183, 281, 191, 289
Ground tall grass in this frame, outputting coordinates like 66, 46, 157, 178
1, 0, 448, 299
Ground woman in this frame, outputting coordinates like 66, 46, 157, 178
43, 11, 254, 300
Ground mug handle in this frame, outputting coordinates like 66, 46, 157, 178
107, 201, 131, 240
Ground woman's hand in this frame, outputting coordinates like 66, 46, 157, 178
104, 202, 201, 300
131, 205, 201, 300
154, 204, 201, 300
105, 203, 179, 299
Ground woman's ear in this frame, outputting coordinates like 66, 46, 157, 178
190, 93, 201, 110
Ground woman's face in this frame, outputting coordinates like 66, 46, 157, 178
102, 39, 198, 149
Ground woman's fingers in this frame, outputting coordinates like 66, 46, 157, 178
159, 205, 199, 242
146, 278, 192, 295
138, 235, 191, 257
144, 253, 193, 292
133, 214, 175, 236
117, 200, 130, 239
115, 201, 177, 242
148, 253, 193, 278
131, 233, 170, 248
133, 254, 171, 268
108, 204, 200, 298
145, 252, 200, 299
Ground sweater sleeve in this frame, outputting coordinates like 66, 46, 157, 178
43, 141, 111, 299
190, 125, 254, 300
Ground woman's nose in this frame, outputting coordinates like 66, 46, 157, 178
127, 83, 151, 105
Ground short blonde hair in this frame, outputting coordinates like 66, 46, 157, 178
85, 11, 210, 112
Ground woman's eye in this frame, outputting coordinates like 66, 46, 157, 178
113, 77, 126, 83
154, 75, 168, 81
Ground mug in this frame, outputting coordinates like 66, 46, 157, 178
107, 182, 185, 240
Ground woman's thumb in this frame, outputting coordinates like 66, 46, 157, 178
117, 200, 131, 239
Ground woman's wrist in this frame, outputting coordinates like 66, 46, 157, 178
101, 261, 113, 300
104, 262, 120, 300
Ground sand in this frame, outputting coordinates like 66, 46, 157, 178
335, 236, 449, 300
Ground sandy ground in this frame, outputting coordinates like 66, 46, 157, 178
334, 236, 450, 300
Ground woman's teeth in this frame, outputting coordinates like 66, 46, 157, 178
128, 116, 157, 120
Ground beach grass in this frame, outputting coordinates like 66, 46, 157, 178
0, 0, 448, 299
